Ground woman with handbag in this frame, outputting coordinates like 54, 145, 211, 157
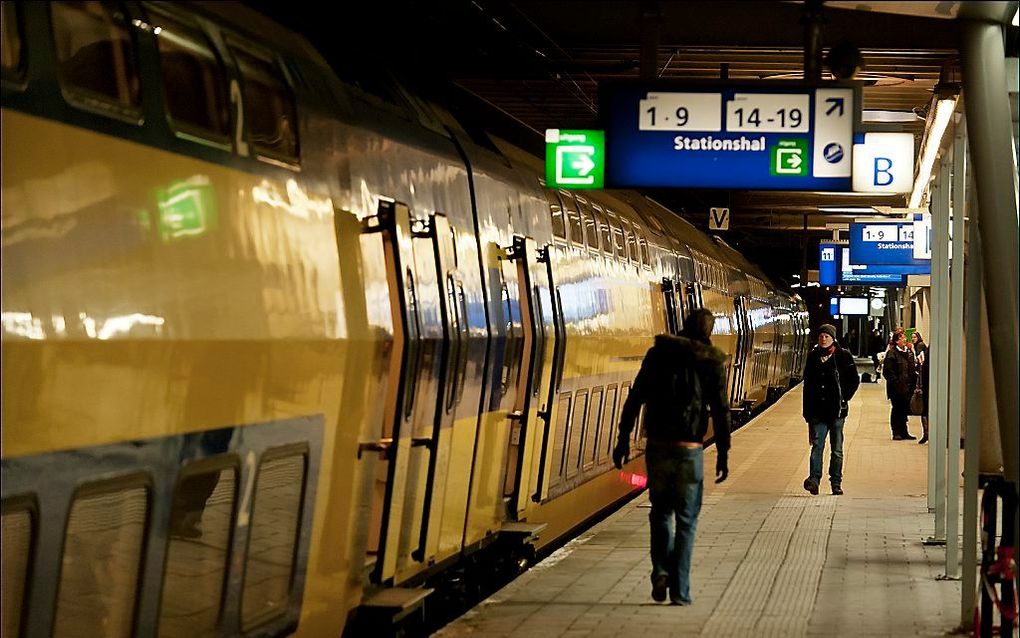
884, 332, 917, 440
912, 332, 930, 444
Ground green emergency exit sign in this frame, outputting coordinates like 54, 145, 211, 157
545, 129, 605, 189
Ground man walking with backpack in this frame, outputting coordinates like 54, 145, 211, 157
802, 324, 860, 496
613, 308, 730, 606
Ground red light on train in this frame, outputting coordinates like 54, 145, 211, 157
619, 471, 647, 488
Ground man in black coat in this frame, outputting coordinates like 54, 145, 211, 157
883, 332, 917, 440
613, 308, 730, 605
802, 324, 859, 495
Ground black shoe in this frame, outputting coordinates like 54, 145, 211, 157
651, 575, 668, 602
902, 433, 917, 440
831, 485, 844, 496
892, 435, 904, 441
803, 478, 819, 495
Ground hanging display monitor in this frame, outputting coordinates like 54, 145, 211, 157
848, 220, 930, 270
602, 82, 860, 190
819, 242, 907, 286
839, 297, 870, 315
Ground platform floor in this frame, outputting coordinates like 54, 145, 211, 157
438, 380, 962, 637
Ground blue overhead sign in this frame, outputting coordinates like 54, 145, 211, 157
603, 82, 859, 190
848, 221, 931, 271
819, 242, 907, 286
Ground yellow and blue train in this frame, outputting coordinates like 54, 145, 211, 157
0, 2, 809, 636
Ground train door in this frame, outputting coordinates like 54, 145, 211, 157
528, 243, 563, 504
396, 212, 468, 575
730, 297, 749, 406
686, 281, 702, 313
356, 199, 422, 585
660, 278, 680, 334
500, 236, 555, 520
357, 200, 472, 585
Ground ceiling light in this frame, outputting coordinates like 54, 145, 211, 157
908, 95, 958, 209
818, 206, 879, 213
862, 110, 920, 123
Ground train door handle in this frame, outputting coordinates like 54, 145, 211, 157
358, 439, 394, 460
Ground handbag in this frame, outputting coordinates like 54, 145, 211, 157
909, 388, 924, 416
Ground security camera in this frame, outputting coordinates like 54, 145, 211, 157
825, 43, 863, 80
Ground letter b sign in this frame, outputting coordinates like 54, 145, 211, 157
873, 157, 894, 187
852, 133, 914, 193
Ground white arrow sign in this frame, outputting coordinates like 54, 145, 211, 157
572, 154, 595, 176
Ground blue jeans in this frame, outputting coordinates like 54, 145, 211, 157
645, 446, 703, 604
809, 418, 845, 487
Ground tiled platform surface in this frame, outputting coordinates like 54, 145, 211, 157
438, 379, 963, 637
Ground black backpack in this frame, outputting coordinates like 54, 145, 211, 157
663, 346, 703, 432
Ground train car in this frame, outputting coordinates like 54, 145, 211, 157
0, 3, 808, 637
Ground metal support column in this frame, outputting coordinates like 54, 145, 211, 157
943, 121, 967, 578
960, 191, 982, 630
802, 0, 824, 82
639, 1, 661, 81
961, 11, 1020, 565
926, 155, 950, 543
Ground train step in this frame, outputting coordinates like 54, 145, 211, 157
360, 587, 433, 624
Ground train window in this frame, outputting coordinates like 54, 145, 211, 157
619, 383, 634, 442
582, 387, 604, 470
229, 42, 299, 162
54, 479, 149, 638
577, 197, 599, 250
622, 219, 638, 263
600, 385, 619, 464
639, 239, 650, 267
150, 9, 230, 142
1, 503, 33, 638
559, 192, 583, 246
51, 0, 141, 115
241, 451, 306, 631
591, 205, 612, 255
544, 190, 566, 240
607, 211, 626, 258
565, 389, 588, 478
1, 0, 24, 81
646, 214, 667, 237
159, 465, 237, 638
550, 394, 572, 486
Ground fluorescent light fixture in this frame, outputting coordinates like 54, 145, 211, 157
862, 110, 919, 123
908, 96, 958, 208
818, 206, 879, 214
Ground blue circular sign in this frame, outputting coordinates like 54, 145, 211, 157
823, 142, 844, 164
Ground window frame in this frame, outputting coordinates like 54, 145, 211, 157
576, 196, 599, 252
49, 0, 145, 123
54, 472, 152, 638
225, 35, 300, 167
559, 190, 583, 248
145, 4, 232, 149
0, 0, 27, 87
591, 204, 612, 257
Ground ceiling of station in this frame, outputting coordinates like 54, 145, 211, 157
248, 0, 1016, 283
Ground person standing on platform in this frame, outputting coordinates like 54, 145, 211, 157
911, 331, 930, 444
883, 332, 917, 440
841, 327, 858, 355
802, 324, 860, 496
870, 328, 885, 379
613, 308, 730, 606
